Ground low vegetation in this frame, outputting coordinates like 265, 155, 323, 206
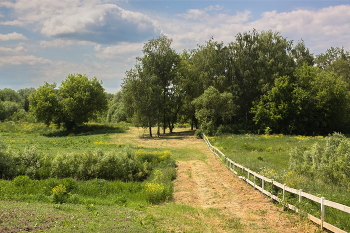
209, 133, 350, 231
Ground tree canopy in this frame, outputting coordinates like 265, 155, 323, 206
29, 74, 108, 130
116, 30, 350, 136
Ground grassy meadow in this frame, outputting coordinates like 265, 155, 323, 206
209, 133, 350, 231
1, 121, 227, 233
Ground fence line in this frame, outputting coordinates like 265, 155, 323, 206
202, 134, 349, 233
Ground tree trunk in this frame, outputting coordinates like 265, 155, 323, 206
163, 91, 166, 134
149, 125, 152, 137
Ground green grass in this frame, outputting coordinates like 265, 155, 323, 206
0, 122, 129, 154
0, 200, 148, 233
209, 134, 323, 173
0, 122, 249, 233
209, 133, 350, 232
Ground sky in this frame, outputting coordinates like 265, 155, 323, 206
0, 0, 350, 93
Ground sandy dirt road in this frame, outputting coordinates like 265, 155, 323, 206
114, 128, 321, 232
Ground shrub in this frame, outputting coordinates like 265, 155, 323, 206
51, 184, 69, 204
144, 182, 166, 204
194, 129, 203, 139
144, 170, 173, 204
13, 175, 32, 187
289, 132, 350, 188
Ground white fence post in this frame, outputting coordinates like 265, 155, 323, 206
321, 197, 325, 230
271, 179, 274, 199
262, 175, 265, 191
254, 174, 256, 189
283, 184, 286, 201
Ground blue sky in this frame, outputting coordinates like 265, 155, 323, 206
1, 0, 350, 93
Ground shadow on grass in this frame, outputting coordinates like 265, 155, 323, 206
44, 124, 128, 137
141, 130, 196, 140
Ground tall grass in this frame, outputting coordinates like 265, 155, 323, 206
210, 133, 350, 231
0, 122, 176, 206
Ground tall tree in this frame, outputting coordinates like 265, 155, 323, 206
140, 35, 180, 134
228, 30, 295, 129
122, 66, 159, 137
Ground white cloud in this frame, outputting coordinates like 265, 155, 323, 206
94, 42, 143, 60
0, 45, 27, 55
204, 5, 224, 12
164, 4, 350, 54
0, 32, 27, 41
0, 55, 51, 66
0, 20, 25, 26
178, 7, 251, 25
6, 0, 160, 44
39, 39, 95, 48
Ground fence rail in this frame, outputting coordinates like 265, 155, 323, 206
203, 134, 349, 233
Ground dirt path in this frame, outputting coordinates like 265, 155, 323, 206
170, 134, 320, 232
113, 128, 321, 232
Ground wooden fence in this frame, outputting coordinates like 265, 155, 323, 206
202, 134, 350, 233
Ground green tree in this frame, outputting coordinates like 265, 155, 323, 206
192, 86, 235, 135
0, 88, 22, 103
228, 30, 295, 129
316, 47, 350, 82
122, 66, 159, 137
29, 74, 108, 130
251, 76, 295, 134
17, 87, 36, 111
291, 40, 314, 67
0, 101, 21, 121
252, 65, 350, 134
315, 47, 350, 70
28, 82, 60, 126
177, 41, 230, 130
139, 35, 180, 135
106, 91, 127, 123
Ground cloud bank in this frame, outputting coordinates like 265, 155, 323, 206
0, 1, 349, 92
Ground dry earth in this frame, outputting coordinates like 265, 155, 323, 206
118, 128, 322, 233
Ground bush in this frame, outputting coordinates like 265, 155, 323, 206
144, 170, 173, 204
289, 132, 350, 188
194, 129, 203, 139
0, 142, 175, 182
51, 184, 69, 204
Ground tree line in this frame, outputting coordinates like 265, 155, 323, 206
116, 30, 350, 136
1, 30, 350, 136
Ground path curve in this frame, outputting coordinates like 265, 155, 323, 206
173, 136, 320, 233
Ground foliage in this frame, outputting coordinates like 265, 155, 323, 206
192, 86, 235, 135
29, 74, 108, 130
252, 64, 350, 135
0, 88, 22, 103
228, 30, 296, 128
106, 92, 127, 123
1, 143, 175, 181
122, 35, 180, 136
51, 184, 69, 204
122, 67, 160, 137
0, 101, 21, 121
144, 170, 173, 204
289, 132, 350, 189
